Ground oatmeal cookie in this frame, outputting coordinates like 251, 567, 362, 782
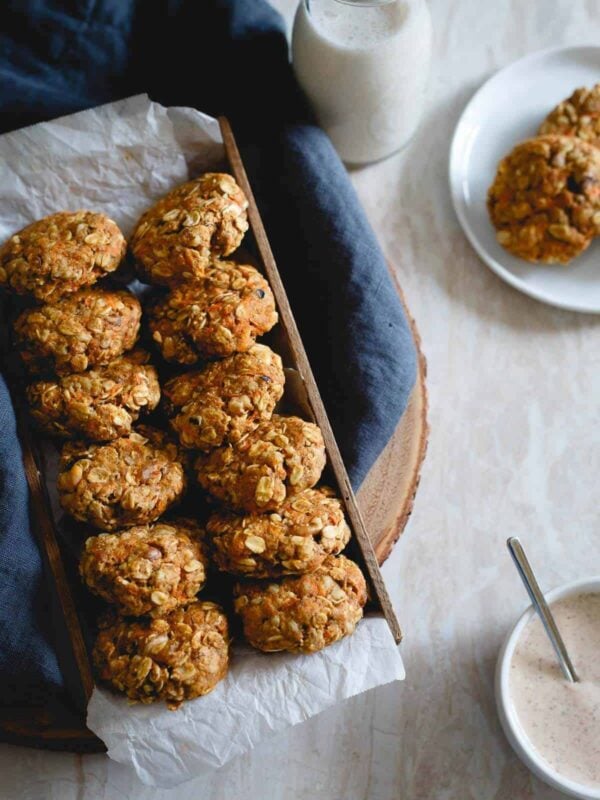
163, 344, 284, 451
540, 85, 600, 148
233, 554, 366, 653
14, 288, 141, 376
80, 519, 207, 617
93, 601, 229, 708
0, 211, 126, 302
147, 260, 278, 364
130, 173, 248, 286
26, 350, 160, 441
207, 487, 350, 577
195, 414, 326, 513
57, 427, 186, 531
487, 135, 600, 263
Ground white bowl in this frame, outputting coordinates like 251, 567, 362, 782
496, 577, 600, 799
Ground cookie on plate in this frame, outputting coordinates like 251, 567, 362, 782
80, 518, 207, 617
0, 211, 126, 303
207, 487, 350, 577
57, 427, 186, 531
195, 414, 326, 513
14, 288, 141, 376
540, 84, 600, 149
233, 554, 366, 653
147, 260, 278, 364
93, 600, 229, 708
487, 134, 600, 263
130, 173, 248, 286
163, 344, 285, 451
26, 350, 160, 441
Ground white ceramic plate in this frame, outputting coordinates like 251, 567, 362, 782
449, 45, 600, 314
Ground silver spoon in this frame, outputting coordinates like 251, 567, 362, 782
507, 537, 579, 683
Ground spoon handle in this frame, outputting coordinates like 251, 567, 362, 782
507, 537, 579, 683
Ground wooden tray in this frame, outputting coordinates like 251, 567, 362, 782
0, 118, 427, 753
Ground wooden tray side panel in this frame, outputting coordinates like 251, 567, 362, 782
219, 118, 401, 643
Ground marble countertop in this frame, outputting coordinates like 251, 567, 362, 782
4, 1, 600, 798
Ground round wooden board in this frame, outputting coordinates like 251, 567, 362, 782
0, 288, 427, 754
357, 290, 429, 564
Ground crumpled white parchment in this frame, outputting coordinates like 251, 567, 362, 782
0, 94, 405, 788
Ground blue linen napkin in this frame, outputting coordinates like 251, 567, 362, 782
0, 0, 416, 702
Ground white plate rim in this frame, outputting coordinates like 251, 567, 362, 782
449, 43, 600, 315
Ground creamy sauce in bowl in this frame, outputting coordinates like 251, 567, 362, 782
510, 592, 600, 789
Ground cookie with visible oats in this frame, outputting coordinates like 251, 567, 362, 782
540, 84, 600, 149
147, 260, 278, 364
0, 211, 126, 303
14, 288, 141, 376
57, 427, 186, 531
207, 487, 350, 578
195, 414, 326, 514
26, 350, 160, 441
487, 135, 600, 263
80, 518, 207, 617
130, 173, 249, 286
163, 344, 284, 451
93, 600, 229, 709
233, 554, 366, 654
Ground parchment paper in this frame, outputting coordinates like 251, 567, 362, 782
0, 95, 405, 788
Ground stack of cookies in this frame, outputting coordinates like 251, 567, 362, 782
488, 83, 600, 264
0, 172, 367, 710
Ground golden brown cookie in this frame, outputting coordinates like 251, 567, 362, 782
80, 518, 207, 617
26, 350, 160, 441
487, 135, 600, 263
14, 288, 141, 376
147, 260, 278, 364
57, 427, 186, 531
195, 415, 326, 513
93, 601, 229, 708
130, 173, 248, 286
233, 554, 366, 653
207, 487, 350, 577
540, 85, 600, 148
163, 344, 285, 451
0, 211, 126, 303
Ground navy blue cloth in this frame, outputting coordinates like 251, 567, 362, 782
0, 0, 416, 701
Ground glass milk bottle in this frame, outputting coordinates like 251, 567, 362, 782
292, 0, 432, 165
